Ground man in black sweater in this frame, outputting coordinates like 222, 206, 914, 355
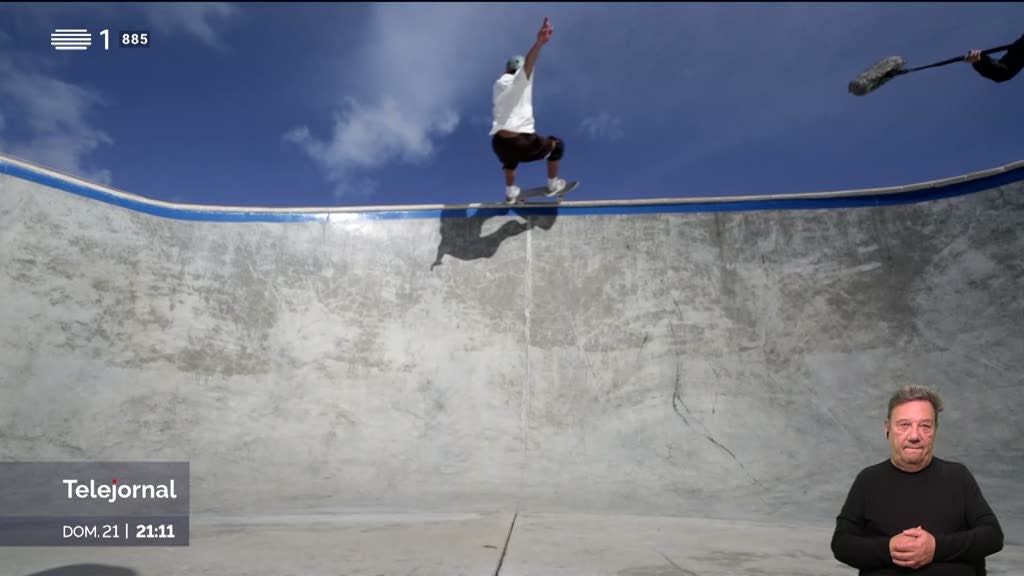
965, 34, 1024, 82
831, 385, 1004, 575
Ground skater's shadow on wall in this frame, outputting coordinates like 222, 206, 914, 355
431, 206, 558, 270
24, 565, 138, 576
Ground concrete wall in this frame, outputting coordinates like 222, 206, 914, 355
2, 158, 1021, 527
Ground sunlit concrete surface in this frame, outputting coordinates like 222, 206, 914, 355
1, 153, 1022, 574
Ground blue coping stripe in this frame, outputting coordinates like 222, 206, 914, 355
3, 156, 1023, 223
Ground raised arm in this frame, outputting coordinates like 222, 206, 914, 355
967, 34, 1024, 82
524, 17, 553, 80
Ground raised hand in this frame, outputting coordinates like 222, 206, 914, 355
537, 17, 553, 44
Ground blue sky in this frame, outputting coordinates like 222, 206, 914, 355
0, 2, 1021, 207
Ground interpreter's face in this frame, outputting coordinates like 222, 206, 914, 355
885, 400, 936, 472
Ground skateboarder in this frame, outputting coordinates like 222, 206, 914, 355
490, 17, 568, 204
965, 33, 1024, 82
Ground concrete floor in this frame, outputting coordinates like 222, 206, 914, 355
3, 514, 1022, 575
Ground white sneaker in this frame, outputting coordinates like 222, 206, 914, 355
546, 178, 566, 196
505, 185, 521, 203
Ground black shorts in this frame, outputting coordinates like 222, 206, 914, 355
491, 132, 556, 170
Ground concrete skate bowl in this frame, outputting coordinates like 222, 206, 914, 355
2, 152, 1022, 575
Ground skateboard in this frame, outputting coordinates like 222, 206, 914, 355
509, 180, 580, 204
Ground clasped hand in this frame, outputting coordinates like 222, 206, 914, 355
889, 526, 936, 569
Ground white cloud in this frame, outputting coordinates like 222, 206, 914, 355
286, 4, 538, 199
14, 133, 113, 184
0, 56, 113, 184
581, 112, 624, 142
139, 3, 240, 49
7, 3, 240, 49
286, 98, 459, 200
0, 3, 239, 183
287, 97, 458, 169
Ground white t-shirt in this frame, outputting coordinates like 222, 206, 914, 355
490, 68, 534, 135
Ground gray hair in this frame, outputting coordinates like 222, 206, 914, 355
887, 384, 944, 427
